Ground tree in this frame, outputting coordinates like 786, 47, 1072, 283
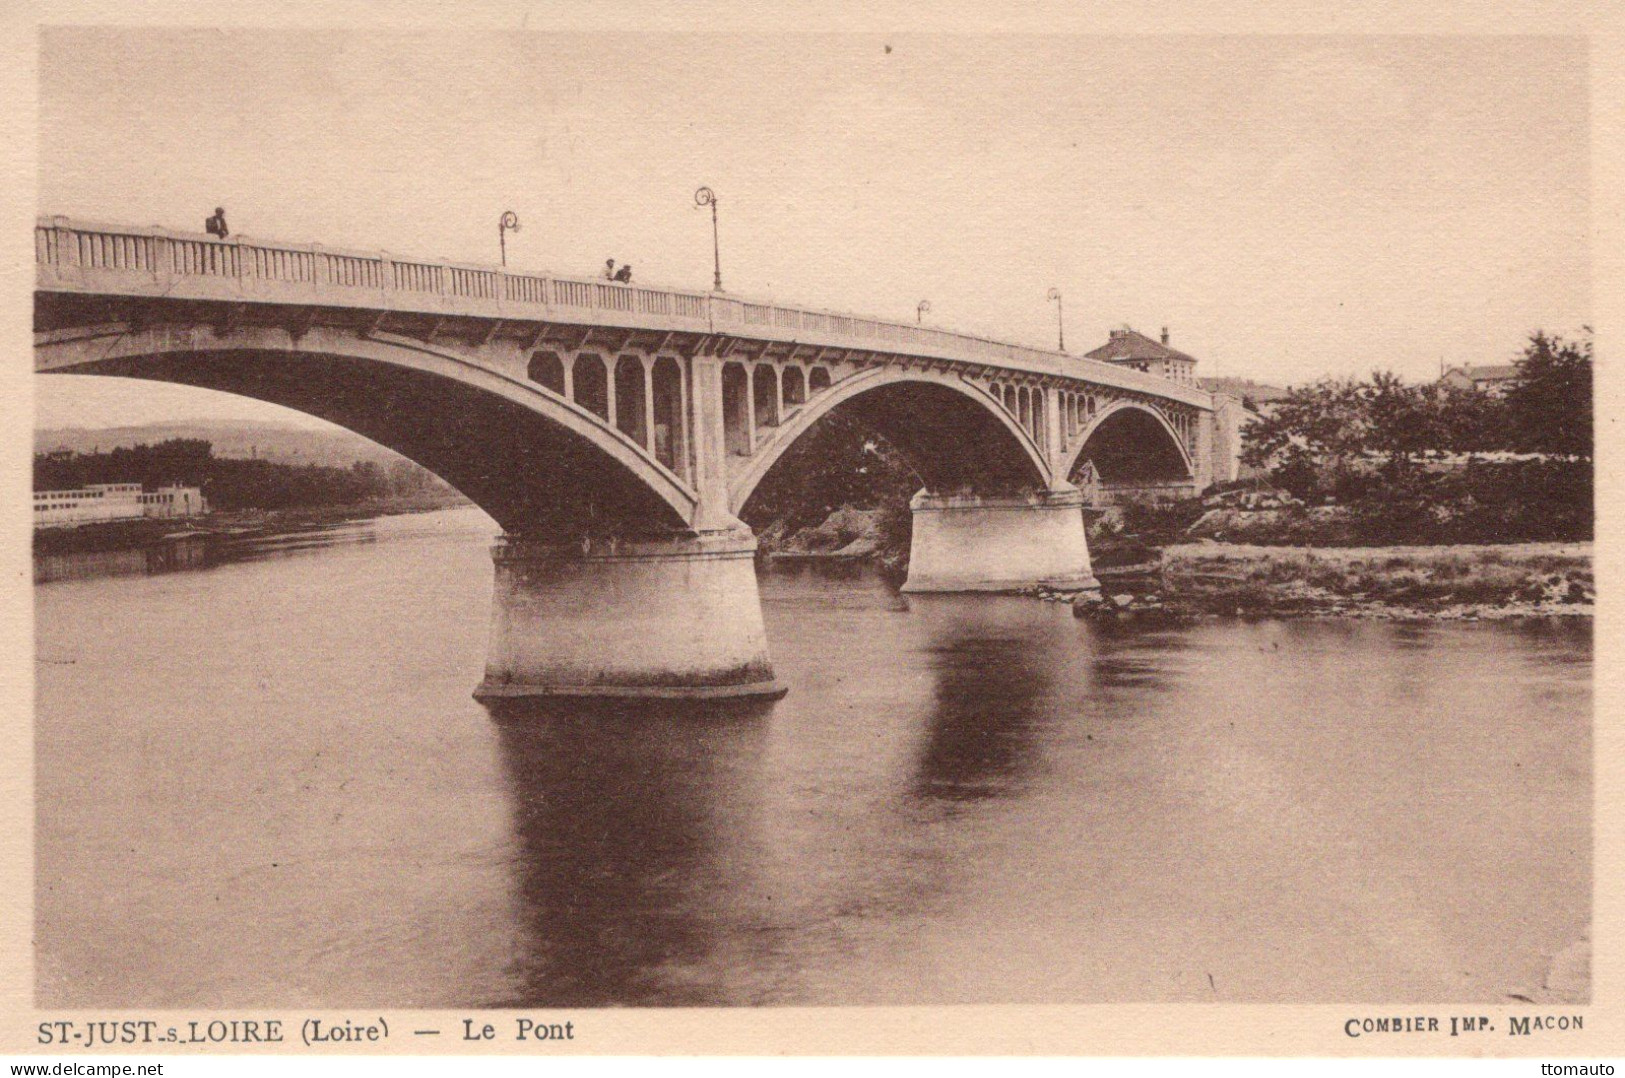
1240, 377, 1369, 496
1504, 330, 1592, 459
1434, 382, 1505, 456
1362, 370, 1437, 473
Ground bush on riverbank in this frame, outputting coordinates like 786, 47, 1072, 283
1102, 457, 1592, 548
1231, 330, 1593, 546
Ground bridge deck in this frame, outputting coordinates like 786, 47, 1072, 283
35, 216, 1212, 410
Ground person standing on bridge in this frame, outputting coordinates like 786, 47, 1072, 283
603, 258, 616, 280
204, 207, 229, 238
614, 264, 632, 283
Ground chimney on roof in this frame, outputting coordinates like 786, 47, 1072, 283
1161, 326, 1169, 345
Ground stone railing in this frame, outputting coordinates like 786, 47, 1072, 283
35, 216, 1214, 409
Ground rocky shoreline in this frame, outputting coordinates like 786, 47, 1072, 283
1064, 540, 1593, 622
757, 501, 1593, 622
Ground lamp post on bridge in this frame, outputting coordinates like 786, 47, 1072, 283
917, 299, 931, 325
694, 186, 723, 292
1047, 287, 1065, 352
498, 211, 520, 267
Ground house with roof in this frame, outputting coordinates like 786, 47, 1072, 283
1440, 363, 1518, 395
1084, 326, 1200, 387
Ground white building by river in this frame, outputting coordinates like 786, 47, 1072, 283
34, 483, 208, 528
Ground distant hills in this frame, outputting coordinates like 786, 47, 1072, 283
35, 419, 416, 469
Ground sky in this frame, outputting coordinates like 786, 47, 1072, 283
35, 29, 1590, 429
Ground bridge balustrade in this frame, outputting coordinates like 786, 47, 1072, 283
170, 236, 237, 277
391, 260, 444, 293
553, 279, 594, 308
595, 282, 635, 312
251, 246, 315, 283
449, 267, 500, 300
504, 273, 548, 305
635, 289, 672, 316
34, 217, 1212, 409
327, 253, 383, 289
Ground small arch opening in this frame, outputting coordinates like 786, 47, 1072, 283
652, 357, 685, 475
722, 361, 751, 456
753, 364, 779, 431
528, 350, 564, 395
572, 353, 609, 421
1074, 405, 1192, 486
783, 365, 806, 408
614, 355, 648, 448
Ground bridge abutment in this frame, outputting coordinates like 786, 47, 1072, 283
900, 489, 1100, 594
476, 528, 785, 701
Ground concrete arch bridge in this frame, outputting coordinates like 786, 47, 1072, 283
34, 217, 1240, 699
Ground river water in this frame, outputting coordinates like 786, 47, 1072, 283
35, 506, 1591, 1007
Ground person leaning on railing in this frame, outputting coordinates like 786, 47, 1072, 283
205, 207, 229, 238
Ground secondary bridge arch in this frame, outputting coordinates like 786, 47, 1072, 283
1062, 399, 1195, 487
35, 321, 699, 536
729, 366, 1052, 514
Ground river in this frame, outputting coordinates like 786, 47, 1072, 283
34, 506, 1591, 1007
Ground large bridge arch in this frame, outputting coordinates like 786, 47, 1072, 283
729, 367, 1052, 514
35, 322, 698, 537
1062, 399, 1194, 486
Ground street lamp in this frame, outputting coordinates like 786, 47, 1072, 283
917, 299, 931, 324
694, 186, 723, 291
498, 211, 520, 267
1047, 287, 1065, 352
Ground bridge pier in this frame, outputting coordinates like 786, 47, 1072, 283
901, 488, 1100, 594
475, 527, 785, 701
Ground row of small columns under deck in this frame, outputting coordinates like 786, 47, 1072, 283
718, 361, 834, 456
526, 350, 692, 481
988, 379, 1199, 462
525, 351, 841, 483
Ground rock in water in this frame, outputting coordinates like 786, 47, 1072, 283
1072, 591, 1113, 620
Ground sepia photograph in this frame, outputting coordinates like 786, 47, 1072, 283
16, 12, 1609, 1057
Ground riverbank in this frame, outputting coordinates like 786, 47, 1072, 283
1071, 540, 1593, 622
758, 500, 1594, 621
33, 491, 472, 556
